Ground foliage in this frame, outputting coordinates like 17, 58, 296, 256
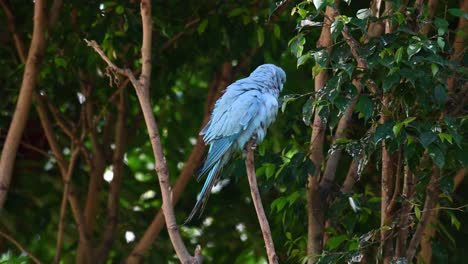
0, 0, 466, 263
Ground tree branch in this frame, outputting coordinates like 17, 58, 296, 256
97, 87, 127, 262
86, 0, 197, 262
0, 229, 42, 264
126, 63, 233, 263
245, 136, 278, 264
53, 146, 80, 264
0, 0, 47, 208
395, 165, 415, 257
406, 165, 440, 261
306, 5, 336, 262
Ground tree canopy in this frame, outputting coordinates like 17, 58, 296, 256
0, 0, 466, 263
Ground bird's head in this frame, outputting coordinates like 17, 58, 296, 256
251, 64, 286, 92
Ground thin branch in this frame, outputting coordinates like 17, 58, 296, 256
395, 165, 414, 257
0, 229, 43, 264
245, 136, 278, 264
387, 148, 402, 213
53, 146, 80, 264
97, 88, 127, 262
340, 159, 359, 193
0, 0, 27, 62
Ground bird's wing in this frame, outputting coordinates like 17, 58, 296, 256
201, 80, 263, 143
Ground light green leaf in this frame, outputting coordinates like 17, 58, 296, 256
326, 235, 347, 250
257, 27, 264, 47
197, 19, 208, 34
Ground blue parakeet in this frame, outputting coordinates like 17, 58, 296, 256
186, 64, 286, 223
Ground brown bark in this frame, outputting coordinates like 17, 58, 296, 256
447, 0, 468, 93
0, 0, 47, 208
306, 5, 336, 263
53, 147, 81, 264
395, 165, 415, 257
418, 168, 466, 263
87, 1, 198, 262
406, 166, 440, 261
96, 89, 127, 263
245, 137, 278, 264
420, 0, 439, 35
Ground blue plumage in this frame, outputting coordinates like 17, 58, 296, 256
185, 64, 286, 223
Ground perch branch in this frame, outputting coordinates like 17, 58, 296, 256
245, 136, 278, 264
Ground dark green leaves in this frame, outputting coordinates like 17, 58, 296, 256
355, 95, 373, 121
289, 34, 306, 58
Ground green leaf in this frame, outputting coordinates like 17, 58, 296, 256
297, 7, 308, 18
330, 19, 344, 41
54, 57, 67, 68
289, 34, 306, 58
437, 37, 445, 50
313, 50, 328, 68
434, 85, 448, 104
428, 144, 445, 168
434, 17, 448, 35
374, 121, 395, 144
407, 42, 422, 58
438, 133, 452, 144
431, 63, 439, 76
355, 95, 373, 121
197, 19, 208, 34
395, 47, 404, 63
448, 8, 468, 19
273, 24, 281, 39
393, 123, 403, 136
402, 117, 416, 125
383, 73, 400, 92
257, 27, 264, 47
271, 197, 288, 212
449, 212, 461, 230
228, 7, 245, 17
326, 235, 347, 250
264, 163, 276, 179
297, 52, 311, 68
414, 206, 421, 220
115, 5, 124, 14
419, 131, 437, 148
302, 97, 314, 126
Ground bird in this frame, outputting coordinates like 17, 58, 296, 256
185, 64, 286, 223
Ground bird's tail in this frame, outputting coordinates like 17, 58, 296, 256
184, 136, 237, 224
184, 160, 222, 224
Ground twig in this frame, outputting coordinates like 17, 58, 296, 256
245, 136, 278, 264
0, 229, 42, 264
53, 146, 80, 264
